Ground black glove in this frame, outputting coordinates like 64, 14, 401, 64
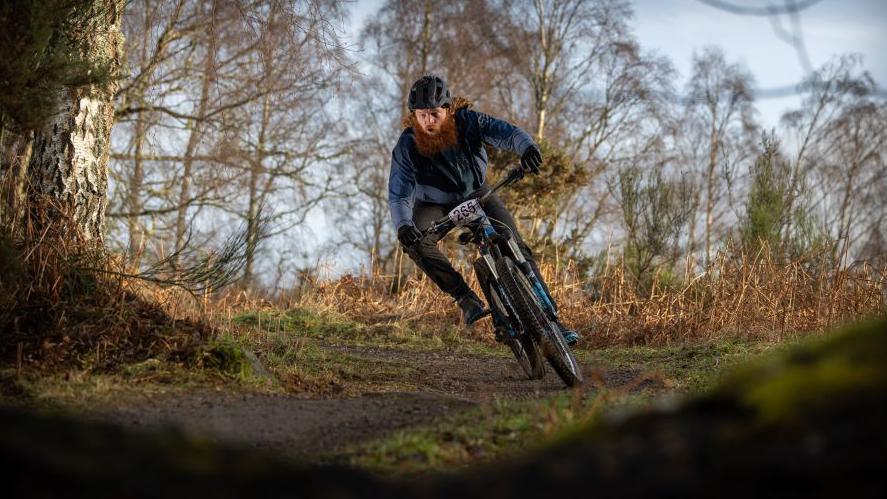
520, 145, 542, 174
397, 224, 423, 248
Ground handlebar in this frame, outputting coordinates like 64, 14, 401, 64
422, 166, 526, 237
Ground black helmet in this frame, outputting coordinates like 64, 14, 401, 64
408, 75, 452, 111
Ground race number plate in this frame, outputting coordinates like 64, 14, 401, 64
447, 199, 483, 226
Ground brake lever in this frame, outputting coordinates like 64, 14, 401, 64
423, 218, 450, 238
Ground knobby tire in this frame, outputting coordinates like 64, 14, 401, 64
496, 256, 583, 387
475, 259, 544, 379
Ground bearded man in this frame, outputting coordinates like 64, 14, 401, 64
388, 75, 579, 346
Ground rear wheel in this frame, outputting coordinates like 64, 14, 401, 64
497, 256, 583, 387
474, 259, 544, 380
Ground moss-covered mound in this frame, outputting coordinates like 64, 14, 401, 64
433, 317, 886, 498
2, 319, 885, 498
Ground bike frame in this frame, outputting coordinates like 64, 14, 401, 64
423, 167, 559, 331
473, 215, 558, 324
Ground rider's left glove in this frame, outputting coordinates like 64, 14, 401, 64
397, 224, 423, 248
520, 145, 542, 174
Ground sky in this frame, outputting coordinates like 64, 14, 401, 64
631, 0, 887, 128
343, 0, 887, 129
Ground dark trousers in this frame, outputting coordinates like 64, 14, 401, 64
404, 192, 556, 309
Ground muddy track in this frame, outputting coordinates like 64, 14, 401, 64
330, 345, 642, 401
87, 345, 655, 458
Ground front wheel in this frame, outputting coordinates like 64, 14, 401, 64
474, 259, 544, 380
497, 256, 583, 387
491, 286, 545, 380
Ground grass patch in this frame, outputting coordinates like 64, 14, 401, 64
1, 362, 231, 410
334, 386, 657, 474
232, 308, 357, 339
225, 309, 432, 395
333, 396, 561, 474
3, 306, 498, 405
1, 336, 277, 408
588, 339, 778, 392
230, 307, 504, 353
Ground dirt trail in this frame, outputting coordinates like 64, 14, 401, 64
332, 345, 639, 401
88, 346, 647, 458
94, 390, 474, 458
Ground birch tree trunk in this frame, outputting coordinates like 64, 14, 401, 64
242, 94, 271, 285
26, 1, 124, 242
705, 121, 719, 266
125, 0, 155, 260
173, 0, 216, 255
127, 106, 148, 257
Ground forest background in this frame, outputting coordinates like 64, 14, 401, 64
1, 0, 885, 351
103, 0, 887, 293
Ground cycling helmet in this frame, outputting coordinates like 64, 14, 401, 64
408, 75, 452, 111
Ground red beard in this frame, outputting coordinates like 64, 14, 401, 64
413, 112, 458, 157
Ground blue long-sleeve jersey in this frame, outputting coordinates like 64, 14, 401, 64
388, 108, 537, 230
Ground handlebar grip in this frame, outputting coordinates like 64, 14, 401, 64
423, 217, 454, 236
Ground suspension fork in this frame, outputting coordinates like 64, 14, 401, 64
477, 226, 520, 337
477, 222, 502, 284
502, 234, 559, 319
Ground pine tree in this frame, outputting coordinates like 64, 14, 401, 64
740, 134, 789, 257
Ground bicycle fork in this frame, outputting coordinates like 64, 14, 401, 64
477, 243, 520, 340
503, 237, 559, 320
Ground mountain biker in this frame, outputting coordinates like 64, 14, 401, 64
388, 75, 580, 346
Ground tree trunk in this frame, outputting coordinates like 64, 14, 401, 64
686, 189, 699, 271
243, 93, 272, 285
419, 0, 432, 76
1, 128, 33, 226
704, 121, 719, 265
26, 2, 124, 241
173, 0, 216, 256
533, 0, 551, 141
127, 108, 147, 258
126, 0, 155, 261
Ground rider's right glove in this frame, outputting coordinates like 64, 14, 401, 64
397, 224, 423, 248
520, 145, 542, 174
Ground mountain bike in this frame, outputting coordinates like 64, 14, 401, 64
420, 166, 584, 387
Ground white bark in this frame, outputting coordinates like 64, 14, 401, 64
26, 1, 124, 242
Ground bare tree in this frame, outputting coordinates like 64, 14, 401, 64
110, 0, 231, 259
332, 76, 401, 272
537, 39, 675, 257
782, 56, 887, 262
484, 0, 633, 141
476, 1, 678, 264
226, 0, 348, 284
108, 0, 350, 286
113, 0, 200, 255
680, 46, 757, 266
